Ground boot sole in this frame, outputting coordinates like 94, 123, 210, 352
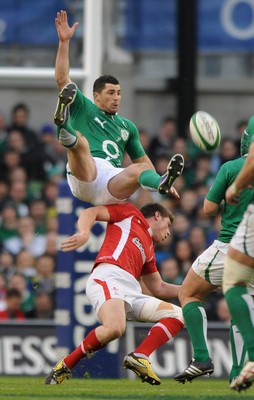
159, 154, 184, 194
54, 83, 77, 126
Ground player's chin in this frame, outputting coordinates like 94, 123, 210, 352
111, 105, 119, 113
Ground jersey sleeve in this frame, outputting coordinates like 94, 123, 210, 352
206, 163, 230, 204
124, 119, 146, 160
141, 255, 158, 276
105, 203, 136, 222
250, 130, 254, 145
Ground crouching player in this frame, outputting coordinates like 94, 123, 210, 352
45, 202, 184, 385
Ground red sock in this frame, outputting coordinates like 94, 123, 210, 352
134, 318, 183, 357
64, 329, 105, 369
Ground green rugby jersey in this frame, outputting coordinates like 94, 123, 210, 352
250, 128, 254, 148
68, 87, 145, 167
206, 156, 254, 243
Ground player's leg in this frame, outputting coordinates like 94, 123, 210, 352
46, 265, 128, 385
107, 162, 150, 199
124, 297, 184, 385
53, 82, 97, 182
66, 132, 97, 182
231, 290, 254, 381
108, 154, 184, 199
174, 268, 216, 383
224, 206, 254, 391
56, 120, 97, 182
45, 299, 126, 384
229, 320, 246, 382
65, 298, 126, 367
132, 299, 184, 354
223, 249, 254, 391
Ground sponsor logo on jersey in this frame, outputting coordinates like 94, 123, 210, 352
94, 117, 107, 128
132, 237, 146, 263
120, 129, 129, 141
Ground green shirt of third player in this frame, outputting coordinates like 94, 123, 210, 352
206, 156, 254, 243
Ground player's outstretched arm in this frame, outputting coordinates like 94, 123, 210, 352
55, 10, 79, 89
60, 231, 89, 252
203, 199, 220, 216
140, 272, 180, 300
60, 206, 110, 252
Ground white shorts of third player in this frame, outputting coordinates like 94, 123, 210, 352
66, 157, 126, 206
192, 239, 254, 295
230, 204, 254, 258
86, 264, 183, 323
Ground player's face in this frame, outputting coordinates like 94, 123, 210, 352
152, 216, 171, 244
94, 83, 121, 114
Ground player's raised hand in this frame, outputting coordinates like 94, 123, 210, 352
60, 232, 89, 251
55, 10, 79, 42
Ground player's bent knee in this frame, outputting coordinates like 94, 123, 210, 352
223, 256, 254, 294
75, 131, 90, 150
154, 304, 184, 324
106, 325, 125, 341
178, 287, 190, 305
139, 298, 184, 324
127, 162, 152, 178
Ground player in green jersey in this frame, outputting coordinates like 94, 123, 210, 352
53, 11, 184, 206
174, 118, 254, 384
223, 117, 254, 392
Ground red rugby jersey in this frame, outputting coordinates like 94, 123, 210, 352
94, 203, 158, 279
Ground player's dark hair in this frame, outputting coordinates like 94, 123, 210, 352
140, 203, 174, 224
93, 75, 119, 93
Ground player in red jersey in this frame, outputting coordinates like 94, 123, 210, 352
45, 202, 184, 385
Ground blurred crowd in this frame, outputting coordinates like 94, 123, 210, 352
0, 103, 65, 320
0, 104, 246, 322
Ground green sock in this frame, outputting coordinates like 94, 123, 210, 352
183, 302, 210, 362
229, 320, 246, 381
57, 121, 77, 148
138, 169, 161, 190
225, 286, 254, 361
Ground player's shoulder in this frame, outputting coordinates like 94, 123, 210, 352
220, 156, 244, 171
107, 202, 135, 214
74, 84, 94, 107
114, 202, 139, 214
109, 203, 144, 220
118, 115, 138, 131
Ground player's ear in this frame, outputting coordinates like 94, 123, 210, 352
154, 211, 161, 221
93, 92, 99, 102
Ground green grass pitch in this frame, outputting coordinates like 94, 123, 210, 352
0, 377, 253, 400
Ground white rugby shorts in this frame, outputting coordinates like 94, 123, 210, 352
66, 157, 126, 206
192, 240, 228, 286
230, 204, 254, 259
86, 263, 162, 321
192, 239, 254, 294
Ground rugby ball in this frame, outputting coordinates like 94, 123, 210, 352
189, 111, 221, 151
